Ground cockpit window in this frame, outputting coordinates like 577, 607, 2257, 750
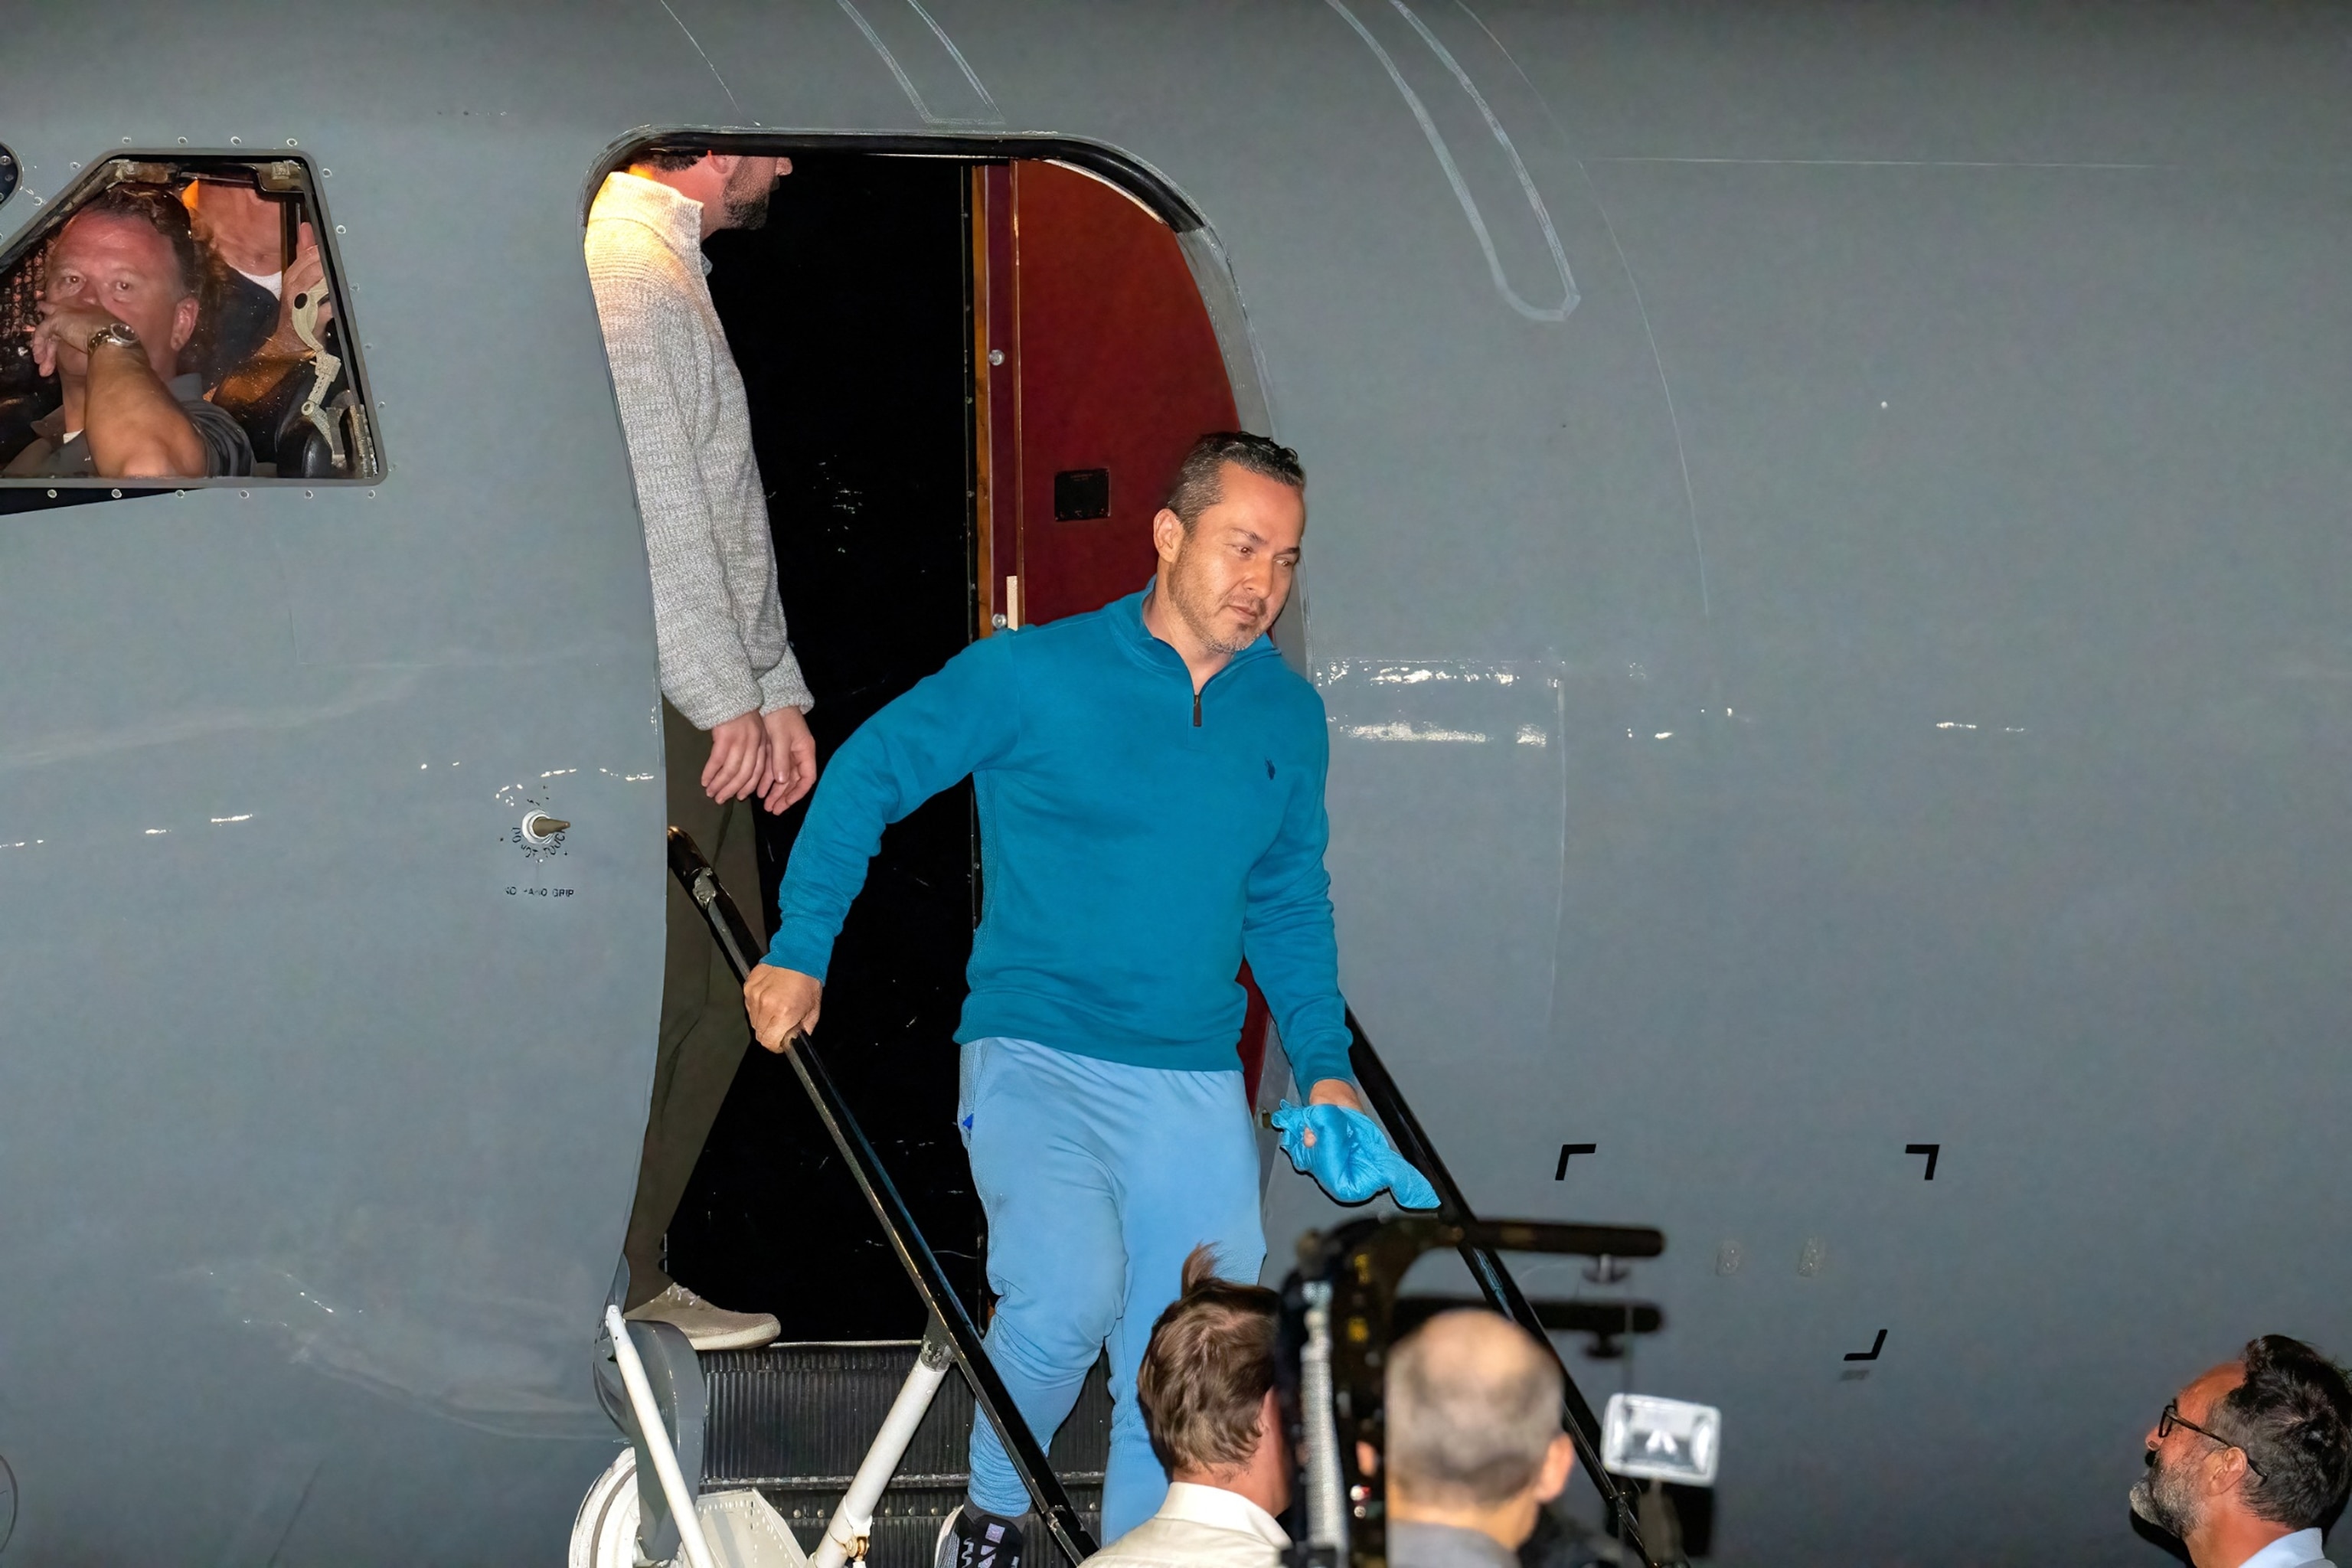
0, 153, 377, 495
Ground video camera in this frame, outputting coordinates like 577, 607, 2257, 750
1272, 1217, 1720, 1568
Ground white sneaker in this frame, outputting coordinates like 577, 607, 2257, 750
622, 1283, 780, 1351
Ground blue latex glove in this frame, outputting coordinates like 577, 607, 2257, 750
1270, 1100, 1442, 1210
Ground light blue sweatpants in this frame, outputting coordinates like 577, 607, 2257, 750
957, 1036, 1266, 1541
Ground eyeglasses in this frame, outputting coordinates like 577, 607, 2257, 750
2159, 1400, 2267, 1481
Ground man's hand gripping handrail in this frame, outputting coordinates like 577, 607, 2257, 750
664, 827, 1099, 1566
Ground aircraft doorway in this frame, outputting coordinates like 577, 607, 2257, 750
644, 148, 1253, 1341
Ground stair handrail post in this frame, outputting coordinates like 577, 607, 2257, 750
604, 1304, 721, 1568
1343, 1008, 1656, 1567
813, 1316, 961, 1568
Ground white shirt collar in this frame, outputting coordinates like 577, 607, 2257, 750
2237, 1528, 2328, 1568
1157, 1482, 1289, 1548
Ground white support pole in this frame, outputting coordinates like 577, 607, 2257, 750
605, 1305, 720, 1568
812, 1321, 959, 1568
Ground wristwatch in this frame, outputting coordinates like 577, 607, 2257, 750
85, 320, 141, 354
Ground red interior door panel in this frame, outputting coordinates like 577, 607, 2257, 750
975, 162, 1270, 1093
980, 161, 1241, 629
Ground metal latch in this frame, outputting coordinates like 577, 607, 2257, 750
289, 286, 345, 472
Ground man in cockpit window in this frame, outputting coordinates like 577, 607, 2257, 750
180, 177, 285, 388
181, 176, 335, 397
3, 183, 252, 480
586, 145, 816, 1352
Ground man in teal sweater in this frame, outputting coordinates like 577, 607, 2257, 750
743, 432, 1384, 1563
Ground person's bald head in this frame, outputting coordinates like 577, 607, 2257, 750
1387, 1309, 1568, 1511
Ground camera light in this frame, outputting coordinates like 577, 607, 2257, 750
1601, 1392, 1720, 1486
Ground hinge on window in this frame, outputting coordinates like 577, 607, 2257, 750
343, 394, 381, 479
103, 159, 178, 188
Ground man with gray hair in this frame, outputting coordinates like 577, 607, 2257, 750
1383, 1309, 1576, 1568
2133, 1335, 2351, 1568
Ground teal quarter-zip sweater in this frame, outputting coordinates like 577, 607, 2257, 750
763, 586, 1354, 1091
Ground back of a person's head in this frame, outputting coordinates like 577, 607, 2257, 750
1386, 1309, 1564, 1509
2217, 1334, 2352, 1527
1135, 1245, 1280, 1475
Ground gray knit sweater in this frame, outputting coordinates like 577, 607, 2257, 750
586, 172, 812, 727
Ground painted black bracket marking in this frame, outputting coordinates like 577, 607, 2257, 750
1554, 1142, 1597, 1180
1906, 1143, 1940, 1181
1844, 1329, 1888, 1362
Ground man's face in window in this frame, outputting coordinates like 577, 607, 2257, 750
44, 213, 199, 374
185, 180, 279, 266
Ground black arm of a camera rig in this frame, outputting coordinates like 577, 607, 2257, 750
1344, 1010, 1663, 1563
1282, 1214, 1669, 1568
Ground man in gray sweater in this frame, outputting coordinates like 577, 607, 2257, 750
587, 145, 815, 1349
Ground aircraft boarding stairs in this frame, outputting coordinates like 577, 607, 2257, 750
572, 831, 1668, 1568
577, 1331, 1113, 1568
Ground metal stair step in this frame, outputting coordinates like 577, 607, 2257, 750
701, 1340, 1111, 1568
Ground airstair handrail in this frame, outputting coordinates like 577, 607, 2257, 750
1344, 1008, 1655, 1566
666, 828, 1099, 1567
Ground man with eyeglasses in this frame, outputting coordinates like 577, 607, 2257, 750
2134, 1335, 2352, 1568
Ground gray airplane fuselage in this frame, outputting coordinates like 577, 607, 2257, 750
2, 3, 2347, 1563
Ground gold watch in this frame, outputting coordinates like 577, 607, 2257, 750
86, 320, 141, 354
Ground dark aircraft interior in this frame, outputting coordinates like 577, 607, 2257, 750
674, 151, 989, 1345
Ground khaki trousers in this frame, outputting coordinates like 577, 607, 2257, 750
622, 698, 766, 1309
